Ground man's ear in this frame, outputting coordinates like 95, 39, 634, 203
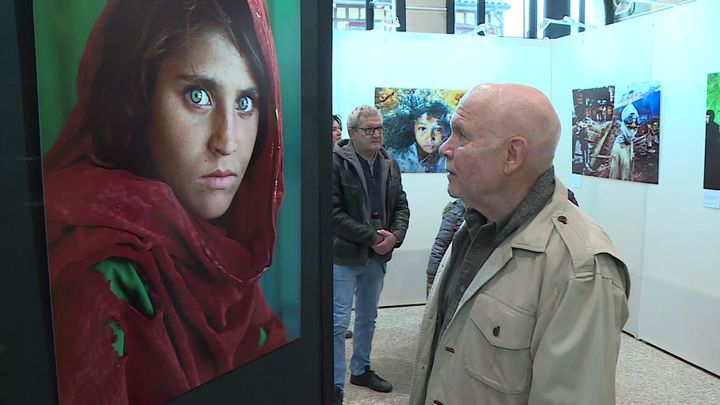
503, 136, 528, 175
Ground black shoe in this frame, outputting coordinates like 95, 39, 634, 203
345, 330, 353, 339
333, 386, 343, 405
349, 366, 393, 393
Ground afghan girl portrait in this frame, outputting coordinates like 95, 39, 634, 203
39, 0, 287, 403
379, 89, 454, 173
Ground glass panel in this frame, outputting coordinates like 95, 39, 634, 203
455, 0, 478, 34
570, 0, 581, 33
537, 0, 545, 38
334, 1, 367, 30
374, 0, 397, 31
585, 0, 606, 28
490, 0, 524, 37
455, 0, 527, 37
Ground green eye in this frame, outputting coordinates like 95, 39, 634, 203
188, 88, 210, 106
238, 95, 254, 113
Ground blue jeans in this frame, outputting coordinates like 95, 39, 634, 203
333, 255, 386, 389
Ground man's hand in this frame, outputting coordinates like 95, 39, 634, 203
374, 233, 385, 246
371, 229, 398, 256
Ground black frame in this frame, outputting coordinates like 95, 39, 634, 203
446, 0, 455, 34
604, 0, 615, 24
0, 0, 334, 403
396, 0, 407, 32
529, 0, 538, 38
366, 0, 375, 31
0, 1, 57, 402
477, 0, 486, 26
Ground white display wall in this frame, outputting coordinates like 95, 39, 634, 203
333, 0, 719, 375
333, 30, 552, 306
553, 0, 720, 376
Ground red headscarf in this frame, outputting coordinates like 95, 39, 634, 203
43, 1, 286, 403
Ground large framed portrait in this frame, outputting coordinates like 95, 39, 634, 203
1, 0, 332, 403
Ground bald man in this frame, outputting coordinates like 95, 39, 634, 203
409, 84, 630, 405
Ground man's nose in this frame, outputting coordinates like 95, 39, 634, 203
439, 137, 452, 157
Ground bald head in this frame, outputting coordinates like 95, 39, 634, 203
441, 83, 561, 220
458, 83, 560, 175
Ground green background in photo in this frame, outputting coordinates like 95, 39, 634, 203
32, 0, 301, 339
708, 73, 720, 119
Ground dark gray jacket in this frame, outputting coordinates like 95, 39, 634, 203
332, 139, 410, 266
426, 199, 466, 284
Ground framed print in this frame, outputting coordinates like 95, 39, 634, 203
571, 82, 661, 184
375, 87, 465, 173
2, 0, 332, 403
705, 72, 720, 191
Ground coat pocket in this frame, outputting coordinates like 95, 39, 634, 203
462, 293, 535, 395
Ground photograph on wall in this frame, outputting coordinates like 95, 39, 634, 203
571, 86, 616, 176
704, 72, 720, 191
571, 82, 661, 184
32, 0, 300, 403
375, 87, 465, 173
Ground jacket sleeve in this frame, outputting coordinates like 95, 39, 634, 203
528, 253, 629, 405
332, 154, 380, 246
388, 158, 410, 245
426, 200, 465, 283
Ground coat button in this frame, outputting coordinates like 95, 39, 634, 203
493, 326, 500, 337
433, 401, 444, 405
558, 215, 568, 224
444, 346, 455, 353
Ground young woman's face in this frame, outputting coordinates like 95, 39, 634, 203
414, 113, 446, 154
148, 29, 259, 220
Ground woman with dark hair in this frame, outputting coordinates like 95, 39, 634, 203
384, 98, 451, 173
333, 114, 343, 144
42, 1, 286, 403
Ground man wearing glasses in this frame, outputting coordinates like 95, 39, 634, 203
331, 105, 410, 405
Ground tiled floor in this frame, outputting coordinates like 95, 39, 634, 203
340, 305, 720, 405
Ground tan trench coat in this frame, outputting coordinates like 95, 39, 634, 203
410, 179, 630, 405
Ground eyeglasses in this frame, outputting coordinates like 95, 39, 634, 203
353, 127, 384, 136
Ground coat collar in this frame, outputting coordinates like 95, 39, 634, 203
506, 177, 569, 253
333, 139, 392, 208
434, 177, 571, 338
